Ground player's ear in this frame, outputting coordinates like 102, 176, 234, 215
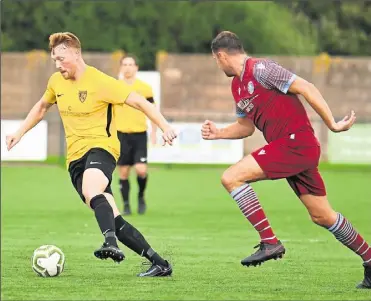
217, 51, 227, 60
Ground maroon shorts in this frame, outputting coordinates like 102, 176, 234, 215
251, 131, 326, 196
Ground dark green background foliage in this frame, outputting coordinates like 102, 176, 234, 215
2, 1, 370, 69
283, 1, 371, 56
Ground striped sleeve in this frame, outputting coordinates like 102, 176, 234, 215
253, 60, 296, 94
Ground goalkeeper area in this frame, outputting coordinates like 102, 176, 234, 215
2, 164, 371, 300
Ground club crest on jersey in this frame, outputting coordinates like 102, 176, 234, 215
78, 90, 87, 103
247, 81, 254, 94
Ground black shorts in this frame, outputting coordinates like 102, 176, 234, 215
68, 148, 116, 203
117, 131, 148, 166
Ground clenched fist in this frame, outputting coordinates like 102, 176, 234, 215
201, 120, 219, 140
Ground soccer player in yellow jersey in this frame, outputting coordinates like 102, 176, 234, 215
6, 32, 174, 277
114, 54, 157, 216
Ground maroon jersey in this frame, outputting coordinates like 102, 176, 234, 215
232, 57, 314, 143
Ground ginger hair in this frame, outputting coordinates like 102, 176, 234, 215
48, 32, 81, 50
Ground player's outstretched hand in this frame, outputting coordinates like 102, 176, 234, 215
162, 127, 177, 146
201, 120, 218, 140
331, 110, 356, 133
6, 132, 22, 151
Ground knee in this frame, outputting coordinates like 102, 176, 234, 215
118, 168, 130, 180
310, 211, 337, 228
135, 166, 147, 178
86, 193, 106, 210
221, 171, 237, 191
82, 188, 101, 206
136, 170, 147, 178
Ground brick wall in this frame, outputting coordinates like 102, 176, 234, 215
2, 52, 370, 159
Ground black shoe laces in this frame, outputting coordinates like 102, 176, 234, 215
254, 243, 265, 249
252, 243, 266, 254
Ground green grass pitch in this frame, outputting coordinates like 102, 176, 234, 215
1, 164, 371, 300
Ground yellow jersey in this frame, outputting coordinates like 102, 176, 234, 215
114, 78, 154, 133
42, 65, 133, 166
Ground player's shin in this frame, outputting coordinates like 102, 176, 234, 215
114, 215, 167, 266
230, 183, 278, 244
326, 212, 371, 266
137, 175, 147, 198
90, 194, 118, 247
119, 179, 130, 205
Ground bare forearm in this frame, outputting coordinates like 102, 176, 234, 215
301, 84, 336, 131
17, 102, 46, 137
150, 121, 158, 133
217, 122, 254, 139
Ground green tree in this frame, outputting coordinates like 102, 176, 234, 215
2, 0, 318, 69
283, 1, 371, 55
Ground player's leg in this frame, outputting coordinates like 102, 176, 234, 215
83, 148, 124, 263
231, 133, 322, 267
118, 165, 131, 215
114, 211, 172, 276
221, 153, 285, 267
134, 163, 147, 214
102, 187, 172, 276
133, 132, 149, 215
291, 170, 371, 289
117, 132, 134, 215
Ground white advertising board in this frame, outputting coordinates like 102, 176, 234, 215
1, 120, 48, 161
148, 122, 244, 164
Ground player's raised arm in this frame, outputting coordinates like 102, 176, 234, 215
201, 118, 255, 140
253, 60, 356, 133
6, 97, 54, 151
288, 76, 356, 133
104, 77, 177, 146
125, 91, 177, 146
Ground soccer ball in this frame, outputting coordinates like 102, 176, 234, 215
31, 245, 65, 277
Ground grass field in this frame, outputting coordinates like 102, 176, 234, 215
1, 164, 371, 300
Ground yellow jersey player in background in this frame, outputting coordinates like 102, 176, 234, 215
114, 54, 157, 216
6, 32, 175, 277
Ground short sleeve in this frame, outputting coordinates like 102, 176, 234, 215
103, 76, 133, 105
141, 83, 154, 103
42, 75, 57, 104
143, 85, 154, 99
253, 60, 296, 94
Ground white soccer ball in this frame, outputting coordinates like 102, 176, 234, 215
31, 245, 65, 277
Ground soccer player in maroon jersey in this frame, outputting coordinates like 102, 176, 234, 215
202, 31, 370, 289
